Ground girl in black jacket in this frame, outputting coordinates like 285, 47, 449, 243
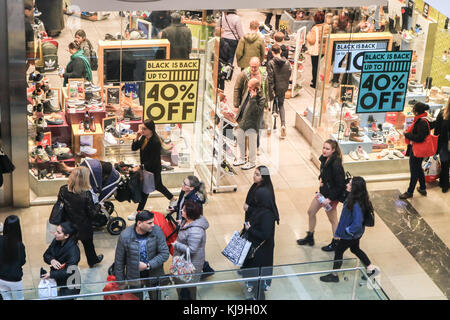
129, 119, 176, 220
400, 102, 431, 199
58, 167, 103, 267
297, 139, 346, 252
42, 221, 81, 298
434, 101, 450, 193
0, 215, 26, 300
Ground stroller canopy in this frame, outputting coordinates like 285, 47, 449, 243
81, 158, 121, 202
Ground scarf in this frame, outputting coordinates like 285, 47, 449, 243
71, 49, 92, 81
405, 112, 427, 144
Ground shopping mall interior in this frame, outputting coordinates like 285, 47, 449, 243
0, 0, 449, 300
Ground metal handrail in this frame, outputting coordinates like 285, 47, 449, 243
35, 266, 369, 300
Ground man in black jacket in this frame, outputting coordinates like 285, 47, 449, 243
148, 11, 171, 38
267, 44, 292, 139
160, 13, 192, 59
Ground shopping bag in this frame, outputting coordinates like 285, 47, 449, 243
38, 278, 58, 299
423, 155, 441, 183
412, 120, 439, 158
141, 169, 155, 194
169, 247, 196, 282
222, 231, 252, 267
0, 147, 15, 173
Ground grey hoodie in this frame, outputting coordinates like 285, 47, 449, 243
173, 216, 209, 277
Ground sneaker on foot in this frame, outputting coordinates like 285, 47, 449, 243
281, 126, 286, 139
233, 159, 245, 166
320, 273, 339, 283
241, 162, 255, 170
128, 211, 138, 221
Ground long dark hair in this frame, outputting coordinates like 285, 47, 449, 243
256, 165, 276, 202
2, 215, 23, 262
346, 176, 374, 223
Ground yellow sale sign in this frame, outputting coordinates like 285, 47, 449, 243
144, 59, 200, 124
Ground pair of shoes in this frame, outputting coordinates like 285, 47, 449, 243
241, 162, 255, 170
80, 146, 97, 155
233, 159, 245, 166
297, 231, 314, 246
349, 146, 369, 160
321, 239, 338, 252
89, 254, 104, 268
320, 273, 339, 283
399, 191, 413, 199
280, 126, 286, 139
416, 187, 427, 196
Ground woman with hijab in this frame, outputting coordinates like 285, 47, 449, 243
241, 166, 279, 300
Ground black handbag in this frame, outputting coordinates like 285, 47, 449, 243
49, 200, 65, 225
0, 148, 15, 174
241, 228, 265, 260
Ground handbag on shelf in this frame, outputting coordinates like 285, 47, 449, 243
170, 247, 196, 282
412, 119, 439, 158
222, 230, 252, 266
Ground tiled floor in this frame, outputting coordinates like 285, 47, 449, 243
2, 10, 448, 300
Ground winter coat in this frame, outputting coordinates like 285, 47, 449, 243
235, 92, 265, 132
404, 118, 430, 143
35, 0, 64, 34
318, 153, 346, 201
235, 33, 265, 69
161, 23, 192, 59
219, 12, 244, 41
173, 216, 209, 280
233, 67, 269, 109
0, 236, 26, 282
433, 110, 450, 152
132, 135, 162, 174
43, 237, 80, 296
267, 56, 292, 100
242, 188, 277, 270
114, 225, 169, 286
266, 44, 289, 62
63, 57, 88, 86
335, 202, 365, 240
173, 189, 206, 221
58, 185, 96, 242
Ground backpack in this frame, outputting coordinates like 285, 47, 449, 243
36, 41, 58, 73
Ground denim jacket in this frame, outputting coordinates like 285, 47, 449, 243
334, 202, 365, 240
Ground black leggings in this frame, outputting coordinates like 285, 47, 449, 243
137, 171, 173, 211
333, 238, 371, 270
80, 237, 99, 266
407, 153, 425, 193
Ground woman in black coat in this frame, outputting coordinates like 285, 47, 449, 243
400, 102, 431, 199
434, 101, 450, 193
42, 221, 81, 298
297, 139, 346, 252
128, 119, 176, 220
58, 167, 103, 268
241, 166, 279, 300
0, 215, 26, 300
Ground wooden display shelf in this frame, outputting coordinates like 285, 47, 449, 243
71, 123, 104, 159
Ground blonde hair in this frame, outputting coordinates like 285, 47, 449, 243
444, 98, 450, 120
68, 166, 91, 194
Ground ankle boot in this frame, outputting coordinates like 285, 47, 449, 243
297, 231, 314, 246
321, 238, 338, 252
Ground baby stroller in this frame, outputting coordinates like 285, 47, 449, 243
81, 158, 126, 235
152, 211, 179, 256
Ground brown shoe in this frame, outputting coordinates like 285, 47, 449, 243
281, 126, 286, 139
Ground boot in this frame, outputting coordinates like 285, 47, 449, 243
201, 261, 215, 279
123, 107, 141, 121
321, 238, 338, 252
296, 231, 314, 246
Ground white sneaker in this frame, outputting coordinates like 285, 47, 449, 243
357, 146, 370, 160
127, 211, 137, 221
393, 149, 405, 158
379, 149, 389, 158
104, 132, 118, 145
349, 150, 359, 161
280, 126, 286, 139
241, 162, 255, 170
118, 122, 131, 131
233, 159, 245, 166
388, 149, 394, 160
80, 146, 97, 155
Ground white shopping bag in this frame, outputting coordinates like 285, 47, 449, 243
38, 278, 58, 299
222, 231, 252, 266
423, 155, 441, 182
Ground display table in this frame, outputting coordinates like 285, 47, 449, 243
331, 133, 373, 154
71, 123, 104, 159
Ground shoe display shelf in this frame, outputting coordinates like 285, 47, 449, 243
119, 119, 142, 133
289, 26, 307, 98
29, 169, 69, 198
331, 133, 373, 155
71, 123, 104, 159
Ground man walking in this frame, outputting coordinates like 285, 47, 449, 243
267, 44, 292, 139
114, 210, 169, 300
235, 20, 265, 70
233, 78, 265, 170
160, 12, 192, 59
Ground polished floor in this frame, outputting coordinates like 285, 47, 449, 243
1, 9, 448, 300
